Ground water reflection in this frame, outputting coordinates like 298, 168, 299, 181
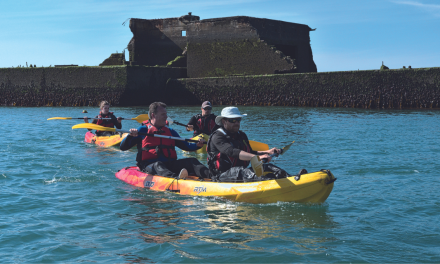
118, 192, 338, 261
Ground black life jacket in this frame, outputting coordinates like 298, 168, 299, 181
141, 124, 177, 161
193, 113, 217, 136
207, 128, 251, 176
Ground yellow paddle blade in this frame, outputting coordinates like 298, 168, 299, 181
249, 140, 269, 151
47, 117, 73, 120
281, 141, 295, 154
250, 156, 264, 177
71, 123, 116, 132
131, 114, 149, 123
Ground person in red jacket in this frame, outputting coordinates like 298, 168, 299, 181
121, 102, 210, 180
84, 101, 122, 136
186, 101, 220, 137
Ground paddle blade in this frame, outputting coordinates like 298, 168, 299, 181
249, 140, 269, 151
47, 117, 73, 120
251, 156, 264, 177
280, 141, 295, 155
132, 114, 149, 123
72, 123, 116, 132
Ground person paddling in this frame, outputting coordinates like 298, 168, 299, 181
84, 101, 122, 136
186, 101, 220, 137
120, 102, 210, 180
207, 107, 290, 182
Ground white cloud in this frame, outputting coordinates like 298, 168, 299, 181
391, 0, 440, 16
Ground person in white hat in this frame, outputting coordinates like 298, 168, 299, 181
186, 101, 220, 137
206, 106, 289, 182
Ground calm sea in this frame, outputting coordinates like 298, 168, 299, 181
1, 106, 439, 263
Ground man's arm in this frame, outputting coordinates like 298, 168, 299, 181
186, 115, 198, 132
210, 133, 240, 158
111, 114, 122, 129
120, 126, 145, 151
170, 128, 201, 151
212, 132, 272, 161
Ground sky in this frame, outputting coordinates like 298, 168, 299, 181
1, 0, 439, 72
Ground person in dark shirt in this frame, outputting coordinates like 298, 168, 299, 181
186, 101, 220, 137
120, 102, 210, 180
207, 107, 290, 182
84, 100, 122, 136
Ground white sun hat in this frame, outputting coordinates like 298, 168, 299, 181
215, 107, 247, 125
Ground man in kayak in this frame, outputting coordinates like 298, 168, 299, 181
207, 106, 290, 182
120, 102, 210, 180
186, 101, 220, 137
84, 101, 122, 136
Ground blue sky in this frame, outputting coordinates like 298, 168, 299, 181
1, 0, 439, 72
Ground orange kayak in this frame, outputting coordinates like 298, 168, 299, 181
115, 166, 336, 204
84, 131, 128, 147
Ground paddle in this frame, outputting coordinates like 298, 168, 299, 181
167, 117, 269, 151
262, 141, 295, 163
48, 114, 149, 124
251, 141, 294, 177
72, 123, 206, 144
167, 117, 189, 128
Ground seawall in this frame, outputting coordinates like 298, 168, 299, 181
1, 66, 440, 109
0, 66, 186, 106
166, 67, 440, 109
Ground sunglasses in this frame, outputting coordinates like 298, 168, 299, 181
203, 107, 212, 110
225, 118, 242, 123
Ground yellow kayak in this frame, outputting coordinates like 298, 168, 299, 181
185, 133, 270, 154
84, 131, 128, 147
115, 166, 336, 204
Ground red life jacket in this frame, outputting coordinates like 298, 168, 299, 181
96, 112, 115, 133
194, 114, 217, 135
141, 125, 177, 161
207, 128, 251, 175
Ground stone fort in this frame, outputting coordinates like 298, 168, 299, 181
3, 13, 438, 109
101, 13, 317, 77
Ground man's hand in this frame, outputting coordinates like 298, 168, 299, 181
186, 124, 194, 131
129, 128, 138, 137
268, 147, 281, 156
260, 154, 272, 162
117, 117, 122, 123
83, 117, 89, 123
196, 138, 206, 147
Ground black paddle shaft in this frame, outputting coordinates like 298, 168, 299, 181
173, 121, 189, 128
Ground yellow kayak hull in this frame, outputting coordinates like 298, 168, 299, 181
115, 167, 336, 204
84, 131, 128, 147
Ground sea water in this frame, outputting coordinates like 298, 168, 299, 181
1, 106, 439, 263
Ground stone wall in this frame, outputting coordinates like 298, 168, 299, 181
0, 66, 186, 106
128, 14, 199, 66
126, 15, 316, 77
186, 16, 315, 77
166, 67, 440, 109
186, 39, 295, 78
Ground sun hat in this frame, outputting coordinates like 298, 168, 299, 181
215, 107, 247, 125
201, 101, 212, 109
